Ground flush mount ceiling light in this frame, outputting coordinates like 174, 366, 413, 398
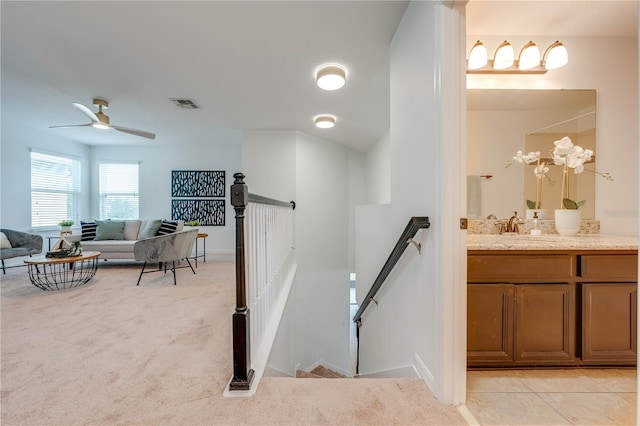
467, 40, 568, 74
314, 115, 336, 129
315, 64, 346, 90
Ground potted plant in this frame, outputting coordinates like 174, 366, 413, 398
552, 136, 613, 236
58, 220, 74, 236
184, 220, 200, 228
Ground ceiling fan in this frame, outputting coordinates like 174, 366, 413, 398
50, 98, 156, 140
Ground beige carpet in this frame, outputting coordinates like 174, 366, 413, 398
1, 257, 467, 425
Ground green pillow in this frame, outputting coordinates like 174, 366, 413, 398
141, 219, 163, 239
94, 220, 125, 240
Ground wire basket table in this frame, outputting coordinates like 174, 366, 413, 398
24, 251, 101, 291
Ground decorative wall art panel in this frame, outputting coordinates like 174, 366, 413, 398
171, 170, 225, 198
172, 199, 225, 226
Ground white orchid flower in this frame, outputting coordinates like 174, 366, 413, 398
533, 163, 549, 178
553, 136, 575, 156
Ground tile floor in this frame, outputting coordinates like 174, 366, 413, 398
466, 368, 637, 425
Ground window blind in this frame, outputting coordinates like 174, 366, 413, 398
31, 151, 81, 228
99, 162, 139, 220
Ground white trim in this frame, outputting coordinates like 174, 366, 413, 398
435, 1, 468, 405
223, 263, 297, 397
414, 352, 435, 390
357, 365, 419, 379
457, 405, 481, 426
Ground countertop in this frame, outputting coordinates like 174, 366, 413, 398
467, 234, 638, 251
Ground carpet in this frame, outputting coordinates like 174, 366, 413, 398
1, 258, 468, 425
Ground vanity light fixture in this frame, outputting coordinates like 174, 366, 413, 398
493, 40, 514, 70
518, 41, 541, 70
467, 40, 568, 74
314, 115, 336, 129
542, 41, 568, 70
315, 64, 346, 90
467, 41, 488, 70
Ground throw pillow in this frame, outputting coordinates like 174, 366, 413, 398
81, 221, 97, 241
94, 220, 125, 241
0, 232, 12, 249
141, 219, 163, 239
156, 220, 178, 236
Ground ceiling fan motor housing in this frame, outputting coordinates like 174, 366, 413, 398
93, 98, 110, 123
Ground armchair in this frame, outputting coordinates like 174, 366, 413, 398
133, 228, 197, 285
1, 229, 43, 274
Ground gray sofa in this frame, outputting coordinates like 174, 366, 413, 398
66, 219, 187, 260
0, 229, 43, 273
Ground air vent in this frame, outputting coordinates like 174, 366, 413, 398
169, 98, 200, 109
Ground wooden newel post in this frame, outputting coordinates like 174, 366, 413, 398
229, 172, 255, 391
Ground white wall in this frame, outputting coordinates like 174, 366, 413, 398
242, 130, 296, 202
467, 36, 639, 235
244, 130, 364, 375
1, 123, 91, 231
365, 129, 391, 205
355, 1, 467, 404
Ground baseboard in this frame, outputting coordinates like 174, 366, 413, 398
356, 365, 419, 379
414, 352, 435, 391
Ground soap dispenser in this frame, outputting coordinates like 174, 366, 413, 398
530, 211, 542, 235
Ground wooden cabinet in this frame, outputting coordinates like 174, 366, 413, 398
468, 250, 637, 368
581, 284, 637, 364
467, 284, 513, 365
579, 254, 638, 365
515, 284, 575, 364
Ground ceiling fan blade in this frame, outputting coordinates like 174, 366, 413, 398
72, 102, 99, 122
111, 124, 156, 140
49, 123, 92, 129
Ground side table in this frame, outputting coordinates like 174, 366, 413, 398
192, 233, 208, 267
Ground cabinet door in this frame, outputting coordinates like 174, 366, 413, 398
582, 283, 637, 364
467, 283, 514, 366
515, 284, 575, 364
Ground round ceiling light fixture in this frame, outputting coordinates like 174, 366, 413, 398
314, 115, 336, 129
315, 64, 347, 91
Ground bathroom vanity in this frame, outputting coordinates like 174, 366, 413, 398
467, 234, 638, 368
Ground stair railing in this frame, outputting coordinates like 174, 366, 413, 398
229, 173, 296, 391
352, 216, 431, 374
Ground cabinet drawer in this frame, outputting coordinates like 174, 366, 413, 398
468, 254, 573, 282
580, 255, 638, 280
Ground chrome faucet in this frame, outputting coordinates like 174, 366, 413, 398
506, 211, 523, 233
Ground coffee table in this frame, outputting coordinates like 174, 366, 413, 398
24, 251, 101, 291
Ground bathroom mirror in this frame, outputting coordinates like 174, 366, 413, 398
467, 89, 596, 220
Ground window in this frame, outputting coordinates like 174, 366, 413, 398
99, 162, 139, 219
31, 151, 81, 229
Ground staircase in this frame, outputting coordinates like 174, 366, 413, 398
295, 365, 347, 379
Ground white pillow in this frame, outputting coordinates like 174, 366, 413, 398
0, 232, 12, 249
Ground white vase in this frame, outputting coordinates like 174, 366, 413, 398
526, 209, 547, 220
554, 209, 580, 236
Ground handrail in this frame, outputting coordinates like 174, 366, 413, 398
352, 216, 431, 325
352, 216, 430, 373
248, 193, 296, 210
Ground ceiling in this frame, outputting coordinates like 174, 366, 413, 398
2, 1, 637, 152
